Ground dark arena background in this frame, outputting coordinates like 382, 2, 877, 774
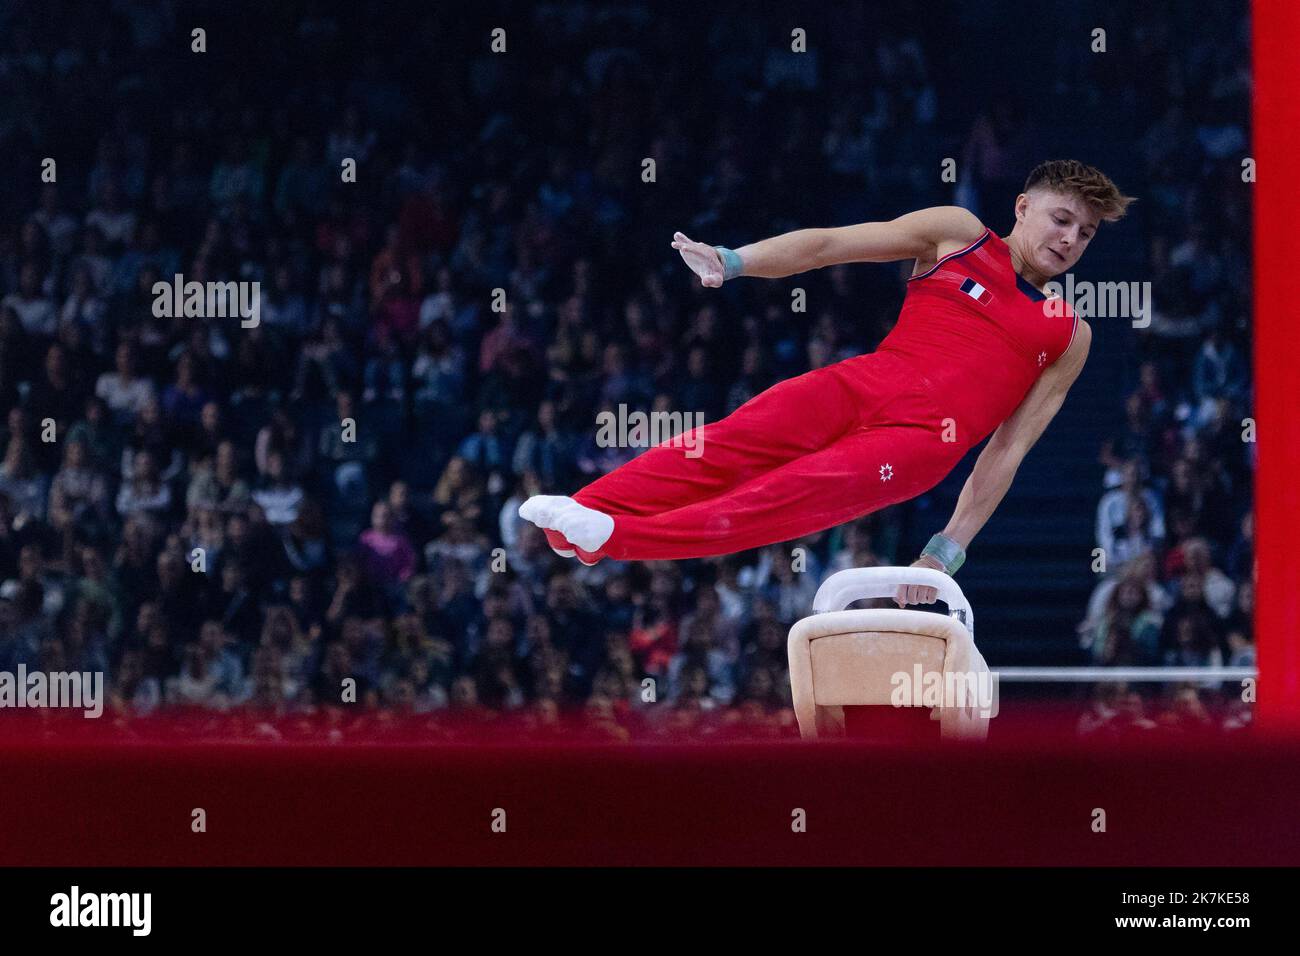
1, 0, 1298, 931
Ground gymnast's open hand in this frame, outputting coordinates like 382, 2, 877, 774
671, 231, 725, 287
895, 556, 945, 607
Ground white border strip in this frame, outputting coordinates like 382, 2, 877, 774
995, 667, 1256, 682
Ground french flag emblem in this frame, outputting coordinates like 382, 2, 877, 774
959, 277, 992, 305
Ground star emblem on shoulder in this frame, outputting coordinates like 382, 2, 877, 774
879, 463, 893, 481
1037, 351, 1047, 367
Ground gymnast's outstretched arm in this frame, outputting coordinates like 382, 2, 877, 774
670, 205, 985, 284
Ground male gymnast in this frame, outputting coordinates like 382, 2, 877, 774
520, 160, 1134, 605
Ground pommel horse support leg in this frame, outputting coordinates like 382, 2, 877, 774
787, 567, 992, 742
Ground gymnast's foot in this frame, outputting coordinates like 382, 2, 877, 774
518, 495, 573, 527
521, 497, 578, 556
527, 498, 614, 554
520, 495, 614, 557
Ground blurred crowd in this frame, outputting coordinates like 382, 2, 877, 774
0, 0, 1252, 740
1074, 2, 1253, 735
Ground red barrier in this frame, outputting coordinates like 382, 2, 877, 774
1254, 0, 1300, 727
1, 710, 1295, 866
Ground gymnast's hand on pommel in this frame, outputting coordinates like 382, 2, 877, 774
671, 231, 725, 287
895, 556, 945, 607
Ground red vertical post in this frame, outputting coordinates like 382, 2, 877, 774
1253, 0, 1300, 729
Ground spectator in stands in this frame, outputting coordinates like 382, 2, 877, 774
457, 407, 510, 494
1223, 575, 1253, 642
161, 351, 211, 438
1166, 537, 1235, 619
2, 261, 57, 339
1192, 323, 1248, 429
1083, 574, 1162, 666
251, 450, 305, 527
95, 343, 156, 426
187, 440, 251, 515
28, 343, 87, 436
67, 397, 121, 473
317, 388, 377, 496
293, 318, 358, 403
0, 433, 49, 524
511, 400, 575, 492
763, 548, 819, 625
1225, 625, 1254, 670
1160, 573, 1225, 663
1110, 495, 1163, 568
358, 501, 417, 591
254, 406, 313, 481
85, 180, 138, 250
108, 648, 161, 717
122, 395, 184, 483
47, 437, 111, 544
1099, 393, 1158, 489
1096, 459, 1165, 560
115, 449, 172, 522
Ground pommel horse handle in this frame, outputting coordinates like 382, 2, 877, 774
811, 567, 975, 637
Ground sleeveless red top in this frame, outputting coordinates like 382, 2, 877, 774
876, 227, 1079, 447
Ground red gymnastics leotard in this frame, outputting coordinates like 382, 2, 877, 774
555, 227, 1078, 562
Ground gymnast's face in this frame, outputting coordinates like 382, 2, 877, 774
1013, 188, 1100, 276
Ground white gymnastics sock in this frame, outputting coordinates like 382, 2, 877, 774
551, 500, 615, 553
518, 494, 575, 527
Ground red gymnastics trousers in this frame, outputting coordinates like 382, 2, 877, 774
562, 349, 971, 562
